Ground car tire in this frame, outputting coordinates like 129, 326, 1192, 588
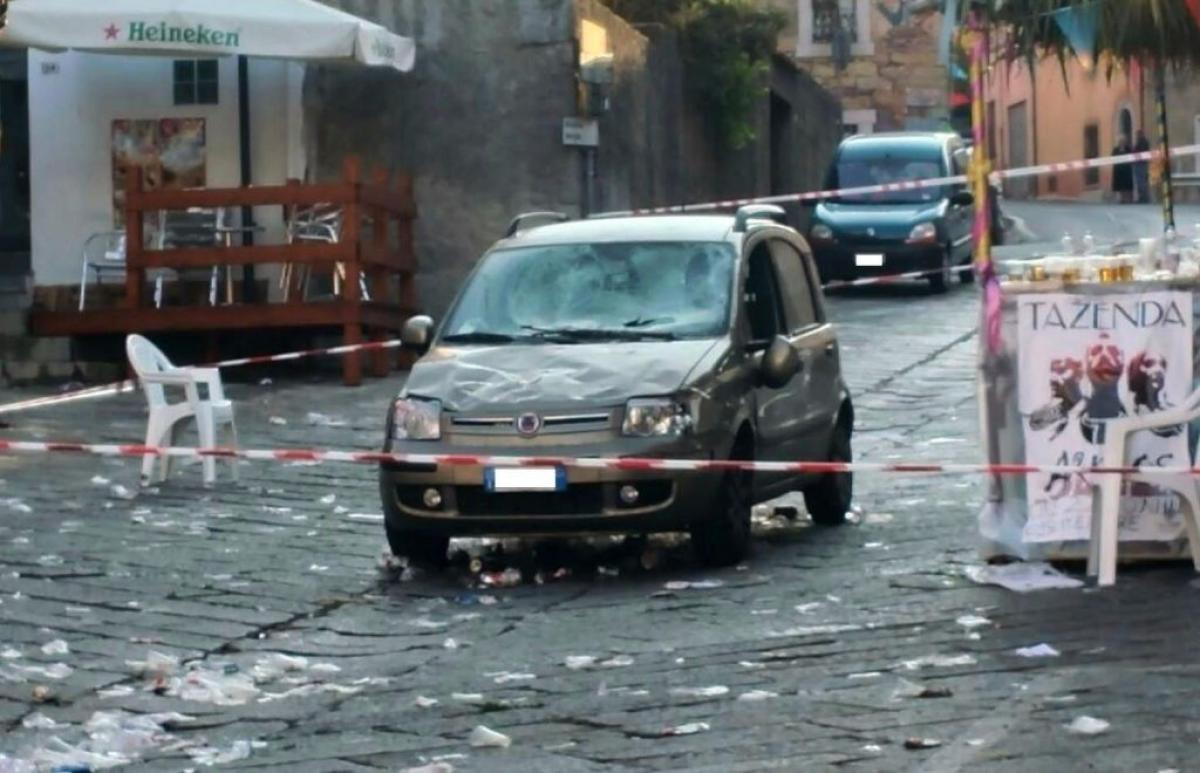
928, 249, 952, 294
384, 517, 449, 568
691, 463, 752, 567
804, 422, 853, 526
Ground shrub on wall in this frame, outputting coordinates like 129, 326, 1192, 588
606, 0, 785, 149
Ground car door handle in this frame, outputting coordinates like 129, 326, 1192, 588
824, 343, 837, 356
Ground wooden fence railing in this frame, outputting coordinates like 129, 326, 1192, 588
115, 156, 417, 385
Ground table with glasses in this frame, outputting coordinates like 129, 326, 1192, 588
978, 265, 1200, 561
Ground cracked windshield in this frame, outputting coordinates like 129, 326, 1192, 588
442, 242, 735, 340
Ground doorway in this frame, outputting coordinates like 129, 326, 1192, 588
769, 92, 793, 196
1006, 101, 1031, 198
0, 51, 29, 276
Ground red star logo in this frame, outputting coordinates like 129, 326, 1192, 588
104, 23, 119, 40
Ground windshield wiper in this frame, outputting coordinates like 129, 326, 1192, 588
521, 325, 677, 342
623, 316, 673, 328
441, 331, 522, 344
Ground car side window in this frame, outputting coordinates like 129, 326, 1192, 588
743, 242, 786, 345
768, 240, 819, 332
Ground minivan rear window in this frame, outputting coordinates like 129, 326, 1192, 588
824, 143, 948, 204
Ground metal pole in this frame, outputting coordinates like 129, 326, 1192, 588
1155, 63, 1176, 231
237, 55, 256, 302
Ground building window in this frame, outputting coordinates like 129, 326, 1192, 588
173, 60, 218, 105
797, 0, 873, 58
1083, 124, 1100, 186
813, 0, 856, 43
842, 109, 876, 137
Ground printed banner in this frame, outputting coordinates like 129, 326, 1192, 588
112, 118, 206, 227
1018, 291, 1193, 543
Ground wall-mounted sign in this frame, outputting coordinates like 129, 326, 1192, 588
562, 117, 599, 147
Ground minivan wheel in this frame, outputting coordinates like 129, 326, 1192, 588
690, 466, 752, 567
384, 518, 449, 568
928, 249, 952, 294
804, 423, 853, 526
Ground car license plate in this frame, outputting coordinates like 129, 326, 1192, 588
485, 467, 565, 492
855, 253, 885, 267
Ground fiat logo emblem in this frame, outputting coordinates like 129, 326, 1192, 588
514, 412, 542, 437
866, 227, 876, 237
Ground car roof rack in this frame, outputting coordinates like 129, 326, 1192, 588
732, 204, 787, 233
505, 211, 569, 237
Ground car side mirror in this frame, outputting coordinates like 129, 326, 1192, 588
760, 336, 800, 389
951, 189, 974, 207
401, 315, 435, 354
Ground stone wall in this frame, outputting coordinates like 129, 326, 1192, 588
309, 0, 841, 318
781, 2, 950, 133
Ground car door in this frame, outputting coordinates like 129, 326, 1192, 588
769, 238, 840, 461
741, 236, 810, 487
949, 145, 976, 261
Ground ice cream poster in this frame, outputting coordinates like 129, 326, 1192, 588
1018, 291, 1193, 543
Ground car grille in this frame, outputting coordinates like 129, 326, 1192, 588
449, 412, 612, 435
455, 485, 604, 516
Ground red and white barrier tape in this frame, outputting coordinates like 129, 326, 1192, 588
0, 339, 407, 416
609, 143, 1200, 216
0, 438, 1193, 478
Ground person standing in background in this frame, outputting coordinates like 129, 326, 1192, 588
1133, 129, 1152, 203
1112, 134, 1134, 204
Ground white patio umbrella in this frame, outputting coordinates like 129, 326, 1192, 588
0, 0, 415, 71
0, 0, 415, 297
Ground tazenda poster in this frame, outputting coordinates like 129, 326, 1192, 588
1018, 291, 1193, 543
111, 118, 206, 226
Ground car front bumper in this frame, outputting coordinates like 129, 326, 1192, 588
378, 436, 726, 537
811, 240, 945, 283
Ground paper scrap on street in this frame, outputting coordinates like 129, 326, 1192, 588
964, 562, 1083, 592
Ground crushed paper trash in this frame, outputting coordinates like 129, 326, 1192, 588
664, 579, 724, 591
670, 685, 729, 698
452, 692, 485, 703
955, 614, 991, 630
187, 739, 265, 766
468, 725, 512, 748
40, 640, 69, 656
964, 562, 1083, 592
491, 672, 536, 684
663, 722, 710, 736
306, 412, 347, 427
565, 655, 596, 670
1067, 716, 1110, 735
1015, 643, 1061, 658
737, 690, 778, 701
414, 695, 439, 708
900, 653, 976, 670
403, 764, 456, 773
319, 493, 336, 504
21, 712, 61, 729
268, 416, 287, 425
905, 737, 943, 750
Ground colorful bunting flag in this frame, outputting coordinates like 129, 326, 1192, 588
1050, 3, 1100, 69
1187, 0, 1200, 30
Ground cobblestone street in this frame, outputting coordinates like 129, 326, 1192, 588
2, 280, 1199, 772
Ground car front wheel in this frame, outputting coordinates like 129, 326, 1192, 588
691, 463, 752, 567
384, 516, 449, 568
804, 423, 853, 526
928, 248, 952, 294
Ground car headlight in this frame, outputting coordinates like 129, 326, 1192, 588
811, 223, 834, 241
907, 222, 938, 244
622, 398, 692, 438
390, 398, 442, 440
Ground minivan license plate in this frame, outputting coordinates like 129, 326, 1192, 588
855, 253, 884, 267
485, 467, 565, 492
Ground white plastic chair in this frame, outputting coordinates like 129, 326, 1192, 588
126, 334, 238, 487
1088, 387, 1200, 586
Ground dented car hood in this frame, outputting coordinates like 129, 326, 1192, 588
404, 339, 723, 412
